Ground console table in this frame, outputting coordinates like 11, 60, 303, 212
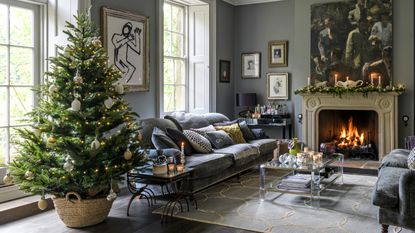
246, 118, 292, 139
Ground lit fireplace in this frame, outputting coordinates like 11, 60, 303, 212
319, 110, 378, 160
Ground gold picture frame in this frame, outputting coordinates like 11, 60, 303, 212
268, 40, 288, 67
101, 7, 150, 92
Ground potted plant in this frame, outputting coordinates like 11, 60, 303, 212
9, 13, 146, 228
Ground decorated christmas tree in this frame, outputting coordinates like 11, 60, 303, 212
7, 14, 146, 207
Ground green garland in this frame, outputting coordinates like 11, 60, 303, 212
294, 84, 406, 97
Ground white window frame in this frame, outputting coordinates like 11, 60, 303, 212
162, 0, 188, 115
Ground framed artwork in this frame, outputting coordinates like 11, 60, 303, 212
267, 73, 288, 100
219, 60, 231, 83
101, 7, 149, 92
268, 40, 288, 67
241, 52, 261, 79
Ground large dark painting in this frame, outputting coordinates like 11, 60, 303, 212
311, 0, 392, 87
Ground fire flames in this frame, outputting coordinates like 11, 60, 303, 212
337, 117, 365, 148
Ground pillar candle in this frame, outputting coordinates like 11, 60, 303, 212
334, 74, 338, 84
307, 77, 311, 86
370, 73, 374, 85
378, 75, 382, 87
181, 142, 184, 155
346, 76, 349, 81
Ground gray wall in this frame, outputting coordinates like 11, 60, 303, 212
229, 0, 414, 147
216, 0, 235, 119
91, 0, 159, 119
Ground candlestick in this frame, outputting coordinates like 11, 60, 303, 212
180, 142, 184, 154
378, 75, 382, 87
307, 77, 311, 86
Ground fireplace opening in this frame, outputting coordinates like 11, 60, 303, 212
318, 110, 379, 160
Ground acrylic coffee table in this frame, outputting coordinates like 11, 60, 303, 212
259, 153, 344, 208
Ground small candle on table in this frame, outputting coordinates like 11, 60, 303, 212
378, 75, 382, 87
307, 76, 311, 86
346, 76, 349, 81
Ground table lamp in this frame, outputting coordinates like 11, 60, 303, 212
236, 93, 257, 117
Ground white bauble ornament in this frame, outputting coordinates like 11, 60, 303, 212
124, 149, 132, 160
64, 46, 71, 57
25, 171, 34, 180
3, 174, 13, 185
63, 161, 74, 172
91, 138, 100, 150
73, 73, 83, 84
106, 189, 117, 201
33, 127, 41, 137
104, 97, 114, 109
48, 84, 58, 94
71, 98, 81, 112
92, 39, 102, 48
38, 198, 48, 210
114, 83, 124, 94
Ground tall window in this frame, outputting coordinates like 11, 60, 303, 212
0, 0, 40, 166
163, 1, 187, 113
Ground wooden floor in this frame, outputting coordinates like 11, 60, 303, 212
0, 189, 254, 233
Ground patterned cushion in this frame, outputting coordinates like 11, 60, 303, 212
183, 130, 213, 154
214, 123, 246, 144
408, 147, 415, 169
205, 130, 234, 149
151, 127, 179, 150
166, 128, 193, 156
190, 125, 216, 138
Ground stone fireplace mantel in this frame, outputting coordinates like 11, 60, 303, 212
300, 92, 400, 160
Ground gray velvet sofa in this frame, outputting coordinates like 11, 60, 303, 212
139, 112, 279, 193
372, 149, 415, 232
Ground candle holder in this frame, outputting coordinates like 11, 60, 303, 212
168, 163, 175, 174
176, 164, 184, 173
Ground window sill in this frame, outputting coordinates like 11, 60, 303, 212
0, 185, 31, 203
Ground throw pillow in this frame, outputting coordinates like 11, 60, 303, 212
166, 128, 193, 156
238, 121, 256, 141
214, 123, 246, 144
205, 130, 234, 149
183, 130, 214, 154
190, 125, 216, 138
164, 115, 183, 132
408, 147, 415, 169
151, 127, 179, 150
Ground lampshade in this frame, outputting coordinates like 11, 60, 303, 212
236, 93, 257, 107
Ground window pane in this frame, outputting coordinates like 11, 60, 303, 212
10, 87, 33, 125
171, 34, 183, 57
0, 88, 7, 126
174, 85, 185, 111
164, 31, 172, 56
171, 5, 183, 33
0, 4, 8, 44
174, 60, 185, 85
164, 85, 174, 112
164, 58, 174, 85
10, 6, 34, 47
0, 128, 7, 165
0, 46, 7, 85
163, 3, 171, 31
10, 47, 34, 85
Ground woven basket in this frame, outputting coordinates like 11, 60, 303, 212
53, 192, 114, 228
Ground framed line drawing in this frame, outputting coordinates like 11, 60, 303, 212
241, 52, 261, 79
268, 40, 288, 67
101, 7, 149, 92
267, 73, 288, 100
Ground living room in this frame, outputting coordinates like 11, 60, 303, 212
0, 0, 414, 232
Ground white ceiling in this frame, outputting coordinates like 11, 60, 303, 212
223, 0, 285, 6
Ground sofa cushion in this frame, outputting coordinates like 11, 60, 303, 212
202, 113, 230, 125
372, 166, 409, 208
249, 139, 278, 155
190, 125, 216, 138
166, 128, 193, 156
381, 149, 410, 169
169, 112, 210, 130
205, 130, 234, 149
151, 127, 179, 150
239, 121, 256, 141
186, 153, 233, 179
139, 118, 178, 148
214, 123, 246, 144
408, 147, 415, 170
164, 115, 183, 132
183, 130, 213, 154
214, 143, 259, 166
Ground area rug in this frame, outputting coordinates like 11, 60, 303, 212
153, 170, 412, 233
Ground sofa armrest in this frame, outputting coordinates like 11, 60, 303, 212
399, 169, 415, 217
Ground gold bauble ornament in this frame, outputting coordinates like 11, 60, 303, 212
48, 84, 58, 94
25, 171, 34, 180
104, 97, 114, 109
136, 132, 143, 141
73, 73, 83, 84
92, 39, 102, 48
38, 198, 48, 210
3, 174, 13, 185
47, 136, 56, 144
123, 149, 133, 160
91, 138, 100, 150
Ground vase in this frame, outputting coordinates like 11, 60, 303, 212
53, 192, 114, 228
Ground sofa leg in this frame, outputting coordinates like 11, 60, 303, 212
381, 224, 389, 233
